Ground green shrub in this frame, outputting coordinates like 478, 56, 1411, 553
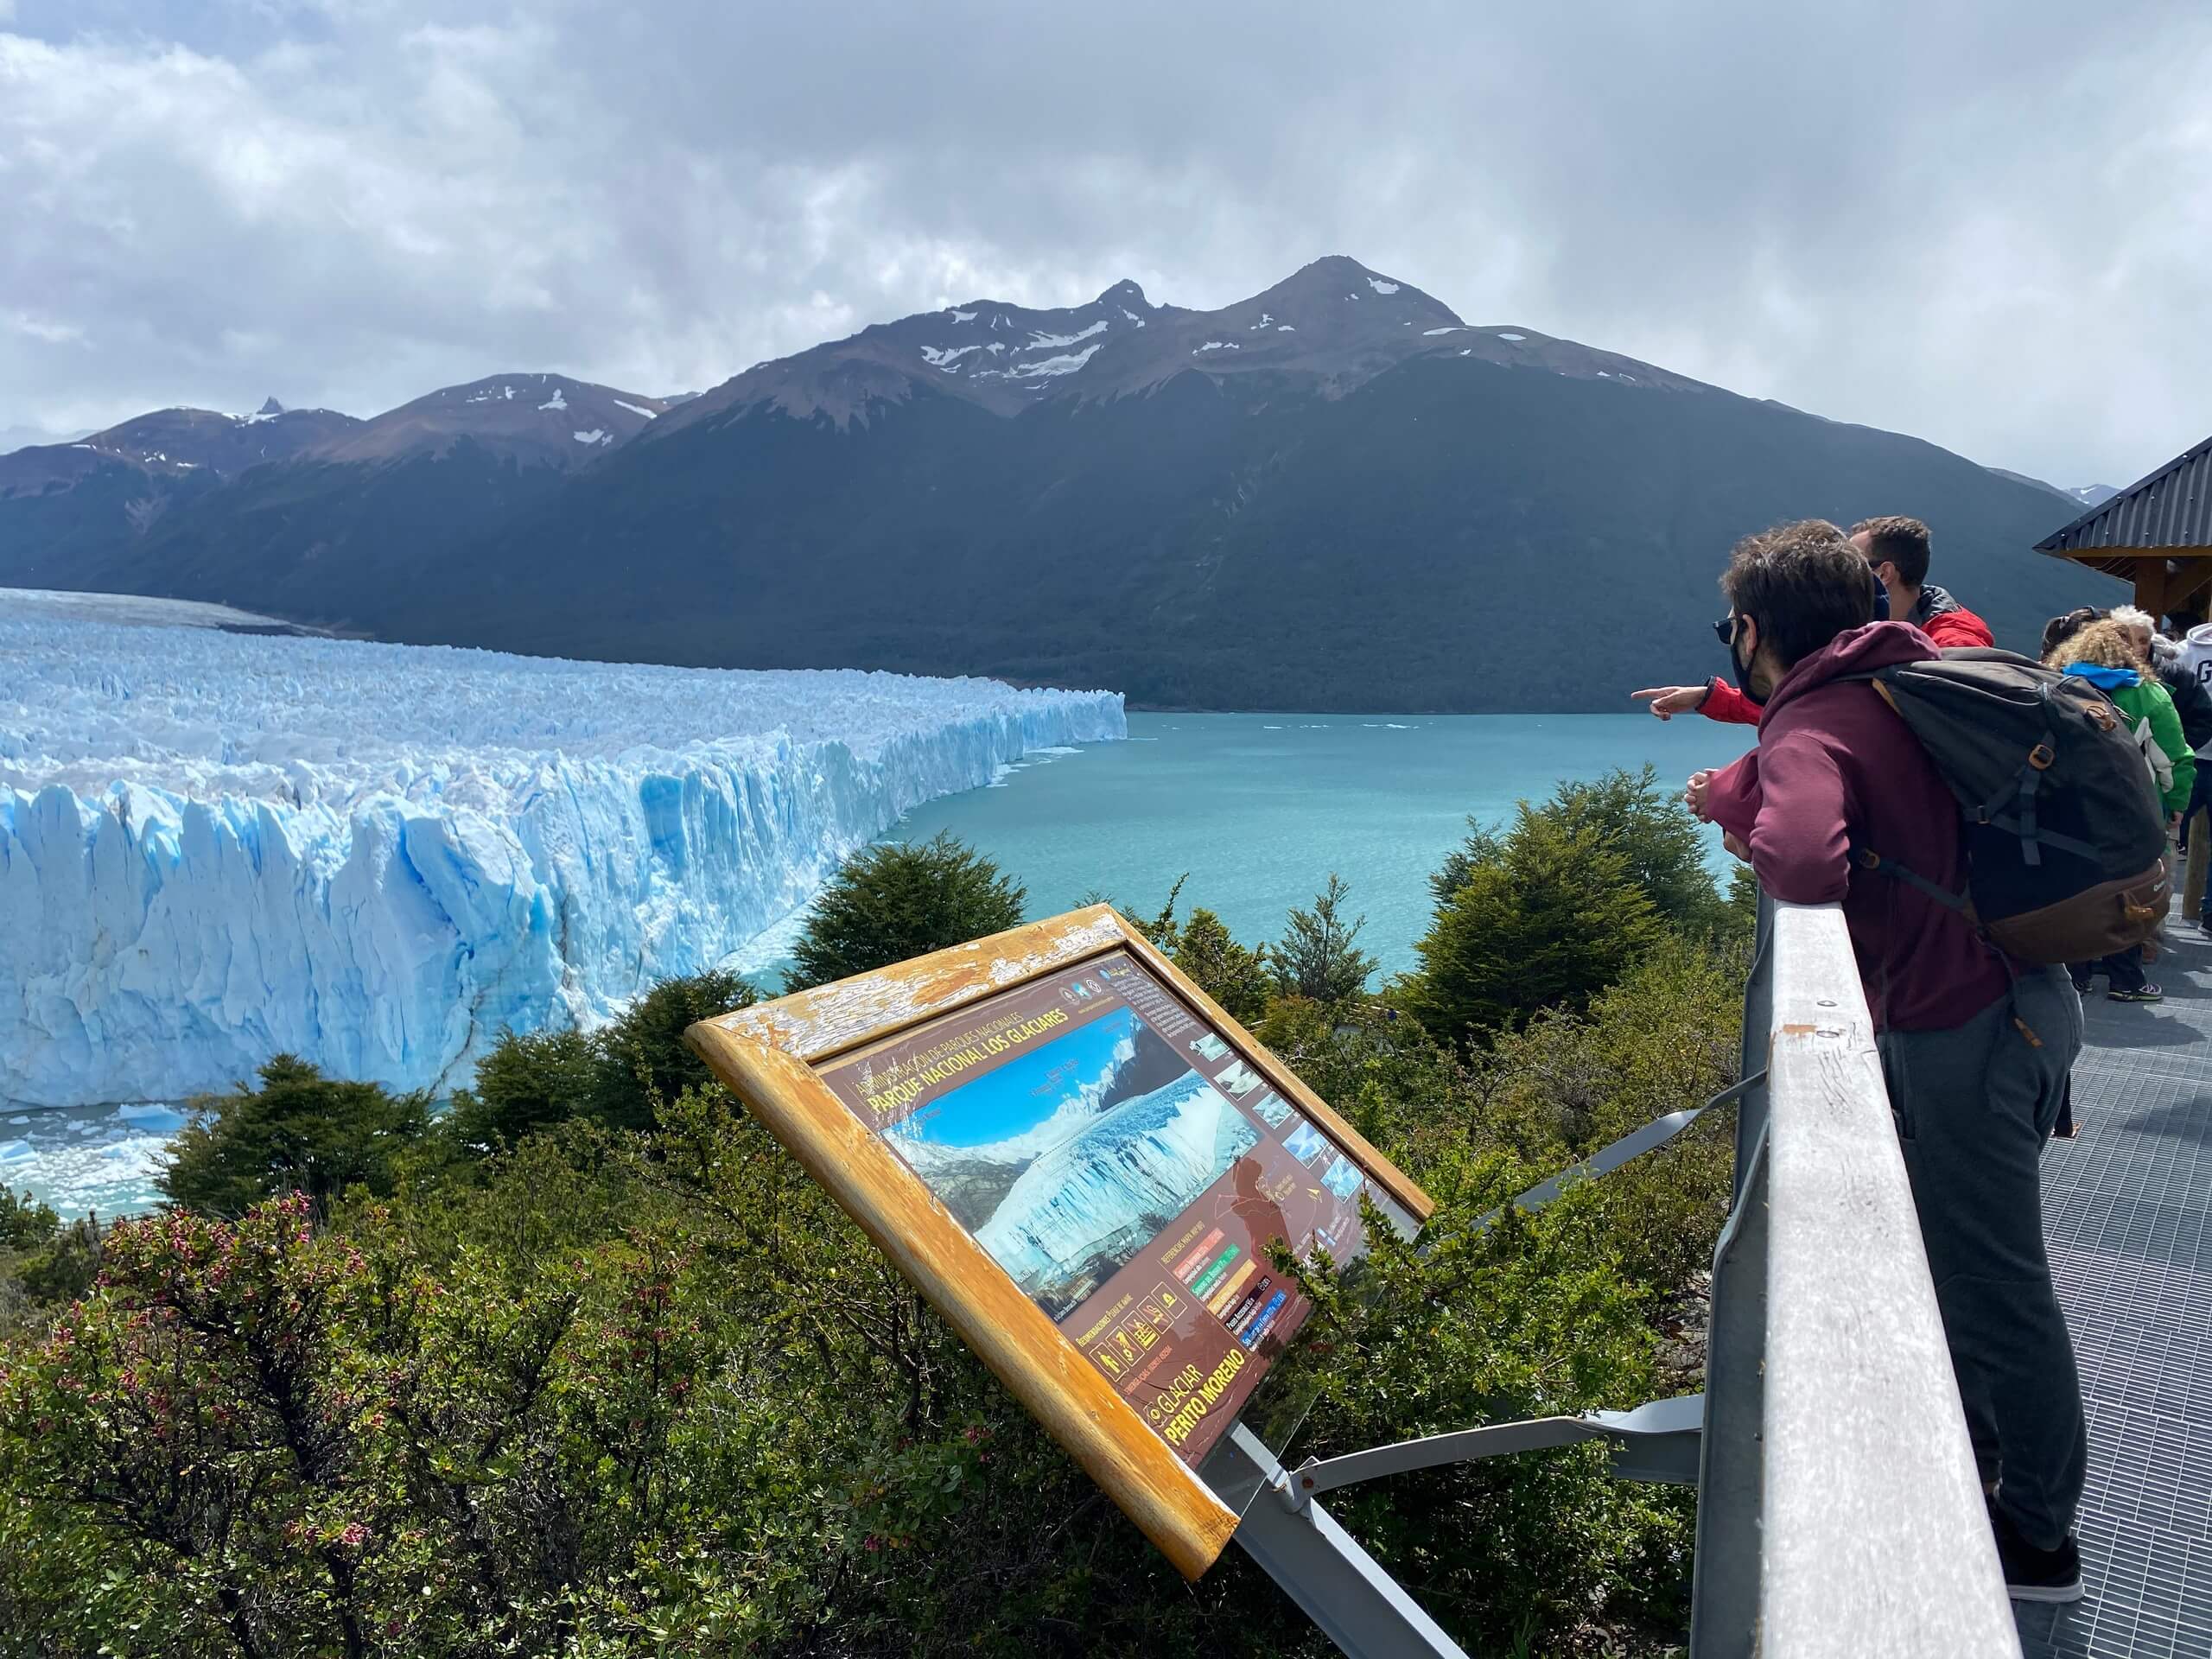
161, 1053, 431, 1219
1402, 809, 1667, 1049
788, 831, 1026, 990
1272, 874, 1378, 1005
588, 967, 755, 1130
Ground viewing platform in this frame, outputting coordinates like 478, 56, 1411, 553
2019, 921, 2212, 1657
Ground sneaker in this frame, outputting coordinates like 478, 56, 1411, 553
2108, 985, 2164, 1002
1992, 1508, 2084, 1604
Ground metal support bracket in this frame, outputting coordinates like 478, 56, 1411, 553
1286, 1392, 1705, 1511
1211, 1423, 1473, 1659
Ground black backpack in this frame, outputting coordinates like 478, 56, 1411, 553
1853, 648, 2170, 963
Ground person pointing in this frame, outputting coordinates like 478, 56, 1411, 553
1635, 517, 1991, 721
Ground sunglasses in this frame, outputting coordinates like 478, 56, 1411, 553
1713, 613, 1743, 645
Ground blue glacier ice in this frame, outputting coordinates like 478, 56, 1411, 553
0, 588, 1125, 1111
976, 1071, 1259, 1304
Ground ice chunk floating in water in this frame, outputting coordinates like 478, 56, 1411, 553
0, 590, 1125, 1110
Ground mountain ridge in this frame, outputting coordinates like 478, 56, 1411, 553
0, 257, 2115, 709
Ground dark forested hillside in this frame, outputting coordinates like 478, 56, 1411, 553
398, 354, 2109, 710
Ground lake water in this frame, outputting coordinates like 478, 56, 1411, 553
5, 711, 1751, 1219
878, 711, 1755, 976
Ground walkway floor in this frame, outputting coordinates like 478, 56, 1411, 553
2018, 924, 2212, 1658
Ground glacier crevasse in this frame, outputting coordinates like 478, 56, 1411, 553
0, 600, 1125, 1108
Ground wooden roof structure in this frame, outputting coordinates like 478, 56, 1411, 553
2037, 433, 2212, 620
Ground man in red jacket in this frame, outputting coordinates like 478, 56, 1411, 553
1637, 515, 1993, 724
1688, 519, 2086, 1603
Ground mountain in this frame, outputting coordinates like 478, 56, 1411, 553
1986, 467, 2077, 504
3, 375, 677, 623
0, 423, 93, 457
8, 259, 2113, 709
2069, 484, 2120, 509
0, 399, 360, 586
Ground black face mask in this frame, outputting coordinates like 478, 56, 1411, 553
1872, 582, 1891, 620
1727, 618, 1768, 707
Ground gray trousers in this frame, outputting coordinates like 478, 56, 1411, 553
1877, 963, 2088, 1551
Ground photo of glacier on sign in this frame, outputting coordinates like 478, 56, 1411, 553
885, 1007, 1260, 1321
0, 588, 1124, 1113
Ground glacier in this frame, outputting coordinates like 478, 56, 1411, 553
0, 588, 1125, 1112
976, 1071, 1259, 1314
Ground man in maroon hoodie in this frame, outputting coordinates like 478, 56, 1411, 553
1689, 519, 2087, 1603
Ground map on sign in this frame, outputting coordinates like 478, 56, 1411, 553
816, 948, 1406, 1468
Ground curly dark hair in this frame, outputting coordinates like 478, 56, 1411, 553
1849, 515, 1933, 588
2040, 606, 2105, 660
1721, 519, 1878, 670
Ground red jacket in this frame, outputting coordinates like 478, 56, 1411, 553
1700, 620, 2012, 1033
1695, 586, 1993, 726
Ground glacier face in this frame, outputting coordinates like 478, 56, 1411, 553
975, 1071, 1259, 1311
0, 591, 1125, 1109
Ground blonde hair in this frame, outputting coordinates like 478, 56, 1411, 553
2050, 616, 2145, 671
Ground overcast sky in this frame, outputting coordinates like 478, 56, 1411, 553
3, 0, 2207, 484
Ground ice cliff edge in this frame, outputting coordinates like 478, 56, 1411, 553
0, 598, 1125, 1109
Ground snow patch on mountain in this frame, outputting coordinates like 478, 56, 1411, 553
1497, 332, 1527, 342
0, 600, 1126, 1109
1193, 340, 1240, 353
920, 344, 980, 369
1367, 277, 1401, 295
950, 308, 977, 323
613, 401, 658, 420
538, 388, 569, 410
572, 429, 610, 445
1026, 320, 1109, 351
993, 345, 1102, 378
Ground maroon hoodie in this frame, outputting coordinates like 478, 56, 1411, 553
1701, 620, 2012, 1033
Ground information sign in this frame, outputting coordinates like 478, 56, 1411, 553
685, 906, 1432, 1580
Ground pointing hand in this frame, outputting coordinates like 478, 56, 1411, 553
1632, 684, 1707, 720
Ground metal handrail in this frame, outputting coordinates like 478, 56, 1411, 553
1694, 896, 2020, 1657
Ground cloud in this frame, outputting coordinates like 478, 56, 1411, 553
1, 0, 2207, 484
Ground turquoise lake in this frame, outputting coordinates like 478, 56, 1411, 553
875, 710, 1754, 976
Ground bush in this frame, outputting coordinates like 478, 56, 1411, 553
447, 1025, 600, 1150
588, 968, 756, 1130
0, 1184, 55, 1254
1433, 766, 1730, 940
161, 1053, 431, 1218
1402, 809, 1667, 1049
789, 832, 1026, 990
1272, 874, 1378, 1005
447, 969, 757, 1150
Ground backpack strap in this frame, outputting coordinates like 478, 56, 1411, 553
1853, 847, 1973, 914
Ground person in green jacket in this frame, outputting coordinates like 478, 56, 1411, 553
2051, 616, 2192, 1002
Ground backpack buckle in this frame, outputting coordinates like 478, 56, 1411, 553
2028, 743, 2056, 771
2086, 702, 2116, 732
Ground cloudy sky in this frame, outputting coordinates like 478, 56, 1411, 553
3, 0, 2207, 484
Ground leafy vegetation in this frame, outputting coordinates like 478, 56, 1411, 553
788, 830, 1027, 989
1, 786, 1745, 1656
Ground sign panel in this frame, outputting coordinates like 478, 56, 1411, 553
817, 946, 1410, 1467
685, 906, 1431, 1579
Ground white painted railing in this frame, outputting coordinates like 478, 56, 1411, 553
1692, 899, 2021, 1657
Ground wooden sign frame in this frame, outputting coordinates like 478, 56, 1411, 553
684, 905, 1433, 1580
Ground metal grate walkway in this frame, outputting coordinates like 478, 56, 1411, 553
2018, 925, 2212, 1658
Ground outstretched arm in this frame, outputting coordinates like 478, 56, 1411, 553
1632, 679, 1760, 725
